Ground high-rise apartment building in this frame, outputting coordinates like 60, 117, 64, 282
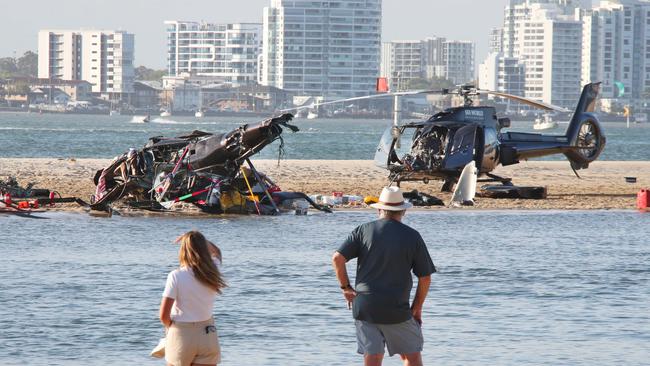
489, 28, 505, 54
261, 0, 382, 98
381, 40, 427, 91
37, 30, 135, 96
479, 53, 526, 98
381, 37, 475, 90
581, 0, 650, 100
502, 0, 589, 58
485, 2, 584, 108
443, 40, 476, 85
423, 37, 447, 79
165, 21, 262, 86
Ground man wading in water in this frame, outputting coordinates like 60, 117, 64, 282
332, 187, 436, 366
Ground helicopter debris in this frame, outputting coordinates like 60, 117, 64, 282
478, 185, 548, 200
89, 113, 331, 215
0, 176, 87, 210
450, 161, 478, 206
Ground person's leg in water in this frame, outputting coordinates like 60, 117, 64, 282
400, 352, 423, 366
364, 353, 384, 366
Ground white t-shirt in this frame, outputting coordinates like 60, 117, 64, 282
162, 259, 221, 322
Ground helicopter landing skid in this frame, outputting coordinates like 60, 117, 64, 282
478, 173, 514, 186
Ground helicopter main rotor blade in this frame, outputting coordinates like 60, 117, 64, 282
478, 90, 570, 113
279, 89, 448, 113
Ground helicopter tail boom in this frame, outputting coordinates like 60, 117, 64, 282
499, 83, 606, 171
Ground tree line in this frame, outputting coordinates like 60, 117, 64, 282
0, 51, 38, 78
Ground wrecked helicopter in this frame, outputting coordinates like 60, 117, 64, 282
90, 113, 331, 215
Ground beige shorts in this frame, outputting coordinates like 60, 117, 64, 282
166, 318, 221, 366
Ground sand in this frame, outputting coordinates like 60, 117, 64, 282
1, 158, 648, 211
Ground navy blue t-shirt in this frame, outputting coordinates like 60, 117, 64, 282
337, 218, 436, 324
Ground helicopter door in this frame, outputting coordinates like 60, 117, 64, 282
374, 126, 394, 169
443, 125, 478, 170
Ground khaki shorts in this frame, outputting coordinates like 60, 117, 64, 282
166, 318, 221, 366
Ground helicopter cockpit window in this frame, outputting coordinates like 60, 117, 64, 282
374, 124, 416, 169
485, 128, 498, 147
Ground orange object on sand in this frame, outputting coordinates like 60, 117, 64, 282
638, 189, 649, 211
17, 201, 30, 209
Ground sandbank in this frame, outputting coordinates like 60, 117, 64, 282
0, 158, 648, 211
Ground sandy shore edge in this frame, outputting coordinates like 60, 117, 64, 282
1, 158, 648, 211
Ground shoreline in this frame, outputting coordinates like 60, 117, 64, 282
1, 158, 648, 211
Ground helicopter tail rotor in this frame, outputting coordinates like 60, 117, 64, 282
563, 83, 606, 171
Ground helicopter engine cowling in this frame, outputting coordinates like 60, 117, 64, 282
563, 116, 606, 170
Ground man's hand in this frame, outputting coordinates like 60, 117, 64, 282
342, 287, 357, 310
332, 251, 355, 309
411, 275, 431, 325
411, 305, 423, 325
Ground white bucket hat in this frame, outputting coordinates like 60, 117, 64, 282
370, 187, 413, 211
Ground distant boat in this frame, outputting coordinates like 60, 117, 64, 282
109, 110, 120, 116
132, 115, 150, 123
634, 113, 647, 124
160, 110, 172, 118
195, 110, 204, 118
533, 114, 558, 130
307, 110, 318, 119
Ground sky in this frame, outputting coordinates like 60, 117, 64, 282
2, 0, 513, 68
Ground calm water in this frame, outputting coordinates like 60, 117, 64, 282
0, 112, 649, 160
0, 210, 648, 365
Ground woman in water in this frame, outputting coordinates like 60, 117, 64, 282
160, 231, 226, 366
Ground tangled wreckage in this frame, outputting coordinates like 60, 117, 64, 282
90, 113, 330, 215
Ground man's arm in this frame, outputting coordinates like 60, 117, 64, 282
332, 251, 356, 309
411, 275, 431, 325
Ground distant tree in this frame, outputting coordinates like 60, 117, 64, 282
0, 51, 38, 78
406, 76, 455, 91
135, 66, 166, 81
16, 51, 38, 77
6, 80, 30, 95
406, 78, 430, 90
0, 57, 18, 78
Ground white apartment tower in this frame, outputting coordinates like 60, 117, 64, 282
261, 0, 382, 98
479, 53, 526, 97
423, 37, 447, 79
489, 28, 505, 54
38, 30, 135, 96
381, 37, 475, 90
443, 40, 476, 85
165, 21, 262, 86
581, 0, 650, 100
381, 41, 427, 91
496, 2, 584, 108
503, 0, 590, 58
